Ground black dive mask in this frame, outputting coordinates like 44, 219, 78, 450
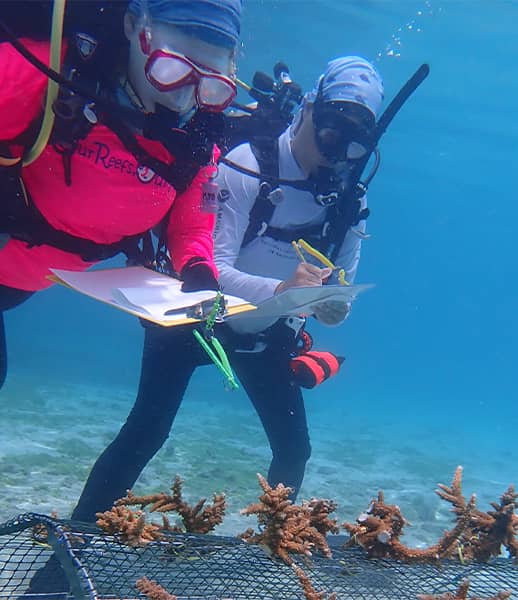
312, 97, 375, 164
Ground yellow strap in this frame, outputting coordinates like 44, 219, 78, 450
0, 156, 22, 167
291, 240, 306, 263
296, 238, 350, 286
23, 0, 67, 166
337, 268, 350, 286
235, 77, 251, 92
297, 238, 335, 269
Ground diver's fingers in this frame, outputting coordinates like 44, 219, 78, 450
298, 263, 332, 282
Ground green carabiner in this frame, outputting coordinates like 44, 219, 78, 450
192, 292, 238, 390
193, 329, 238, 390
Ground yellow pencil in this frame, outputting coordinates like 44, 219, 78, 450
291, 240, 307, 263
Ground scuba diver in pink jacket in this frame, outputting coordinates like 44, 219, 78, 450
0, 0, 242, 385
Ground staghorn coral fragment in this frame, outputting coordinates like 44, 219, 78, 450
96, 506, 162, 547
240, 473, 335, 565
436, 466, 467, 514
343, 467, 517, 565
306, 498, 340, 537
436, 467, 518, 561
342, 490, 412, 559
114, 476, 226, 534
31, 511, 61, 544
135, 576, 177, 600
240, 475, 340, 600
417, 578, 512, 600
292, 564, 337, 600
179, 491, 227, 534
342, 488, 475, 563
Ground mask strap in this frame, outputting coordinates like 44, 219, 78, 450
138, 23, 152, 54
138, 1, 153, 55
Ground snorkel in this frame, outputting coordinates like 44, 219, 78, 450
218, 61, 430, 262
220, 62, 430, 196
347, 63, 430, 201
319, 62, 431, 261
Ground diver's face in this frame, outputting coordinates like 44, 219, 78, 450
312, 101, 375, 166
125, 16, 235, 115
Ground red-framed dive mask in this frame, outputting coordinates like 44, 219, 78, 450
140, 31, 236, 112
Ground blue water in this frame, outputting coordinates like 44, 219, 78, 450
1, 1, 517, 546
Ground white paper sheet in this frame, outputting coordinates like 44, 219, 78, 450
50, 266, 255, 325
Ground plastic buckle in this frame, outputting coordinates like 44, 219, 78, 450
185, 296, 227, 323
315, 191, 339, 207
284, 316, 306, 337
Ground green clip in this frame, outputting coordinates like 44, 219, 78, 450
193, 329, 238, 390
192, 292, 238, 390
205, 292, 224, 329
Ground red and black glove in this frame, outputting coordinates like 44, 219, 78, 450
181, 257, 219, 292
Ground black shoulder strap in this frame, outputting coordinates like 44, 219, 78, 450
239, 137, 348, 255
0, 154, 153, 263
240, 137, 280, 248
0, 36, 209, 266
318, 194, 370, 264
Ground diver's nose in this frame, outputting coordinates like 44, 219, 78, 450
166, 84, 197, 114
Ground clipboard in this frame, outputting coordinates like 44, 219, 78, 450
49, 266, 256, 327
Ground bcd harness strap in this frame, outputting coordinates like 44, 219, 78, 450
0, 130, 157, 263
0, 104, 212, 265
236, 63, 432, 263
0, 28, 219, 265
239, 136, 369, 262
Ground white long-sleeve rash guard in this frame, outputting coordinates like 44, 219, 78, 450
213, 128, 368, 327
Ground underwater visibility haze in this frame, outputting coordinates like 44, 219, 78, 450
1, 0, 517, 546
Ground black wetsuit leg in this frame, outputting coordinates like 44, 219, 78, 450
72, 323, 209, 522
230, 330, 311, 500
0, 285, 34, 389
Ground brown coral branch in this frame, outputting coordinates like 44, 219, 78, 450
341, 486, 478, 563
32, 511, 60, 543
135, 577, 177, 600
292, 564, 337, 600
342, 490, 415, 560
178, 491, 227, 534
436, 466, 467, 514
240, 474, 336, 566
344, 467, 518, 564
417, 578, 511, 600
436, 467, 518, 561
115, 476, 226, 534
306, 499, 340, 537
96, 506, 162, 547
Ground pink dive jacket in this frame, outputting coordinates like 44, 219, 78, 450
0, 39, 217, 291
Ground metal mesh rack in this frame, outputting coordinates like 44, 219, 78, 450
0, 513, 515, 599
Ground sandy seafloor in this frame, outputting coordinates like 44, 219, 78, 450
1, 0, 517, 562
1, 364, 515, 552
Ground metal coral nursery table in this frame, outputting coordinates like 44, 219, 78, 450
0, 513, 516, 600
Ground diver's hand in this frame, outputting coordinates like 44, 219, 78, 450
275, 263, 331, 295
313, 300, 350, 326
181, 258, 219, 292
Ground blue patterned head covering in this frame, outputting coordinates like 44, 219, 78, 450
311, 56, 384, 118
127, 0, 242, 49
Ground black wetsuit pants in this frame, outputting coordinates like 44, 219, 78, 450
72, 321, 312, 522
0, 285, 34, 388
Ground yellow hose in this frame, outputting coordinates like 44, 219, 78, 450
23, 0, 67, 166
235, 77, 251, 92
